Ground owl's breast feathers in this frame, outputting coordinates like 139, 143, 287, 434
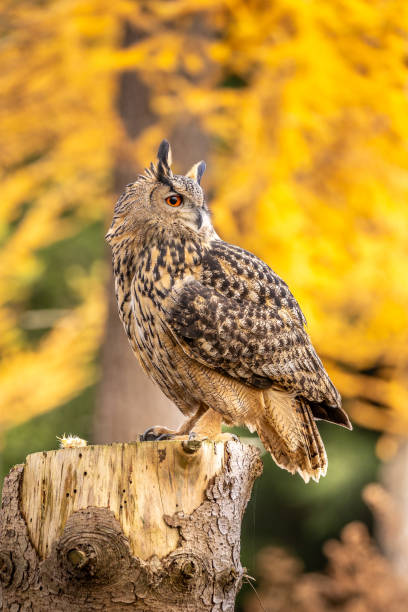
163, 239, 351, 430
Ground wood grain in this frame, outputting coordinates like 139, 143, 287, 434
21, 440, 225, 560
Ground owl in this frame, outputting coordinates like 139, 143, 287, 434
106, 140, 351, 483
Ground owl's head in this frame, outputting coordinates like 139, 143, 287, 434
106, 140, 212, 245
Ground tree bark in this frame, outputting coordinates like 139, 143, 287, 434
0, 440, 262, 611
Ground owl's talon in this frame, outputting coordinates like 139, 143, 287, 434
140, 426, 176, 441
140, 427, 155, 441
157, 433, 174, 441
188, 431, 210, 442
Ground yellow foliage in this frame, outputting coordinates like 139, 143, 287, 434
1, 0, 407, 435
0, 267, 106, 430
0, 0, 117, 430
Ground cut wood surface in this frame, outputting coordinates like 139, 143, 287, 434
1, 439, 262, 611
21, 440, 225, 560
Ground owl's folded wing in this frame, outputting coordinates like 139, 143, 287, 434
164, 277, 341, 408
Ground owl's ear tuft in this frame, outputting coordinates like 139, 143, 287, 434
157, 139, 173, 179
186, 160, 206, 185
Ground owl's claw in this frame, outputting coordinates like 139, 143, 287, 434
140, 426, 176, 441
157, 433, 174, 441
188, 431, 203, 441
187, 431, 209, 443
140, 427, 157, 441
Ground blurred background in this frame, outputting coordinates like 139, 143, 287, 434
1, 1, 408, 609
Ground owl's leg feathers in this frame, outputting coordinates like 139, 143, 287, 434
187, 407, 222, 438
139, 406, 206, 440
185, 408, 237, 443
256, 390, 327, 483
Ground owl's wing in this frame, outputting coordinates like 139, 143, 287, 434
164, 268, 340, 409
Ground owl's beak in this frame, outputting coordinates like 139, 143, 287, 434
195, 209, 203, 230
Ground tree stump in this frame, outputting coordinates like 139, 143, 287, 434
0, 440, 262, 611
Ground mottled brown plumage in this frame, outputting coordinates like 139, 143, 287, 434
106, 140, 351, 483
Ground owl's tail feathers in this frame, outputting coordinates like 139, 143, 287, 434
256, 390, 327, 484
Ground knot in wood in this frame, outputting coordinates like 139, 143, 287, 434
67, 547, 88, 569
52, 508, 131, 588
181, 438, 203, 454
167, 553, 206, 594
65, 544, 96, 574
0, 551, 14, 587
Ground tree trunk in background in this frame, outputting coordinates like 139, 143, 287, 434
377, 441, 408, 575
94, 23, 209, 443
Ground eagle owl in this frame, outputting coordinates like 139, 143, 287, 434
106, 140, 351, 483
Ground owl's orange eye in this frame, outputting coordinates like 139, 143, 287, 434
165, 194, 183, 207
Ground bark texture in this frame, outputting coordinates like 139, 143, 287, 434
0, 440, 262, 611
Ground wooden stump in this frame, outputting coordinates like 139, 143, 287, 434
0, 440, 262, 611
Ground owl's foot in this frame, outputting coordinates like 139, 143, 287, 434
139, 427, 238, 453
140, 426, 178, 441
139, 411, 239, 444
140, 427, 204, 443
186, 431, 238, 443
180, 431, 239, 453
